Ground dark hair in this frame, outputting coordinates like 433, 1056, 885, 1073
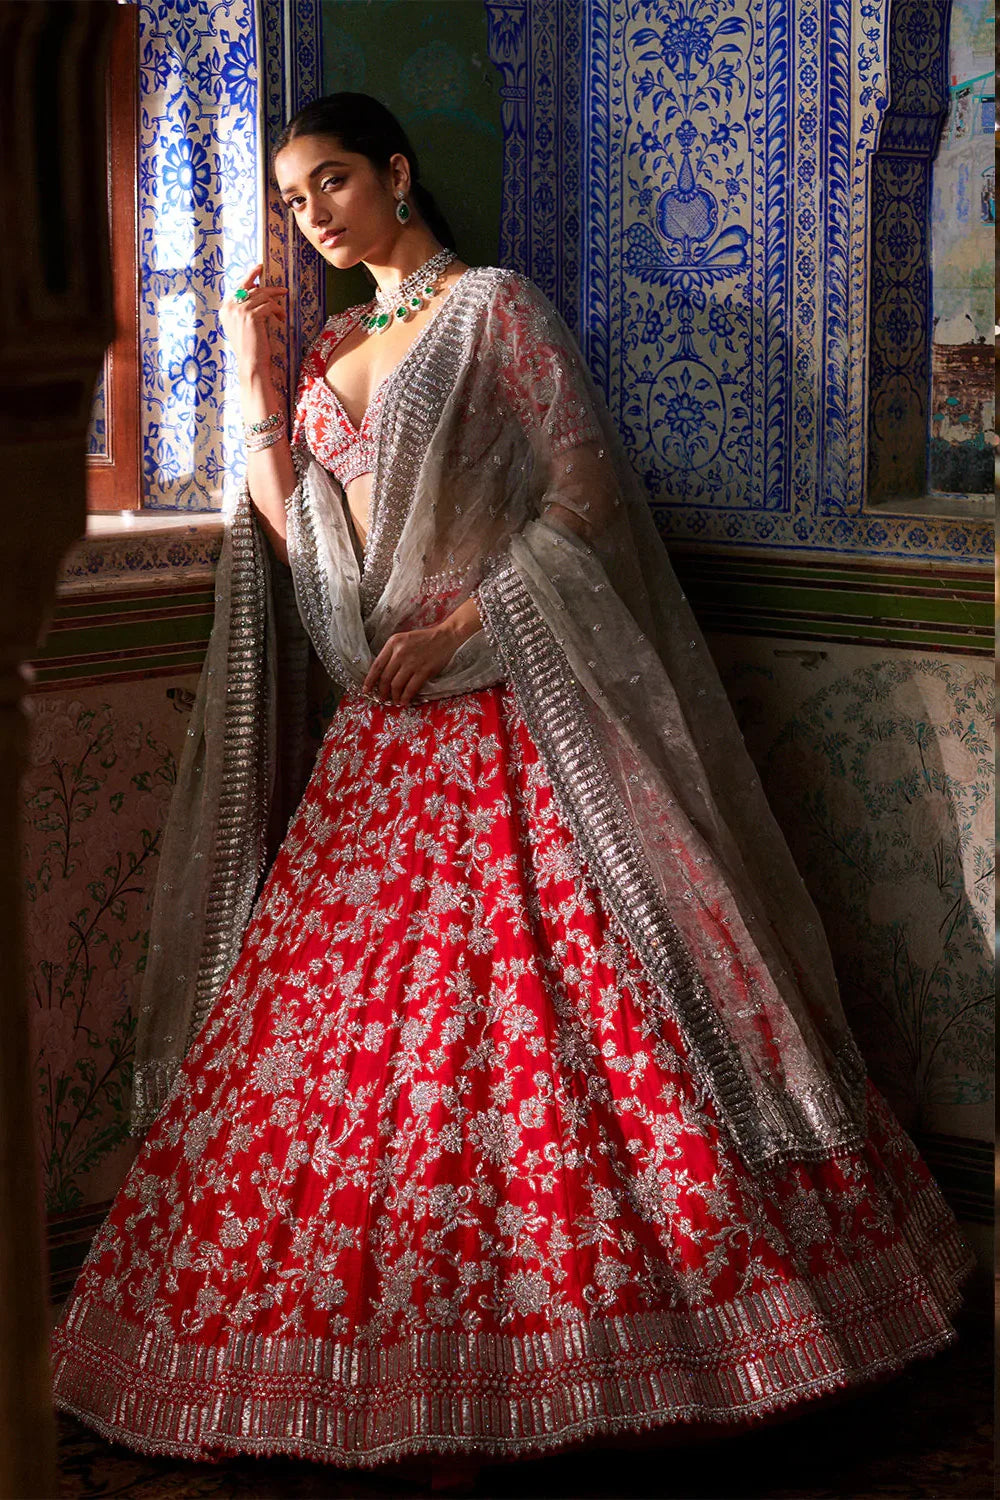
275, 92, 457, 251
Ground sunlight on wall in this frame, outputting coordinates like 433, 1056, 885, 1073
929, 0, 995, 495
139, 0, 260, 510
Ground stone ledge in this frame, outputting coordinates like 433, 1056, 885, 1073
59, 512, 224, 597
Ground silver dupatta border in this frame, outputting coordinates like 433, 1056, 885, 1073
362, 269, 489, 614
195, 494, 271, 1029
131, 493, 275, 1132
476, 556, 869, 1171
284, 445, 356, 692
285, 272, 491, 683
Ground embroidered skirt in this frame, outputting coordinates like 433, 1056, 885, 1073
50, 682, 975, 1466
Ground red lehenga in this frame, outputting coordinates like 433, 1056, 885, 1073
50, 676, 973, 1464
51, 266, 974, 1464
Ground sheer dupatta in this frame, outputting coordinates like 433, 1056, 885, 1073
130, 502, 314, 1130
133, 266, 867, 1169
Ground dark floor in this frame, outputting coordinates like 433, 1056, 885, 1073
57, 1290, 994, 1500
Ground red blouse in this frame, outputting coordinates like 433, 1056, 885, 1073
292, 306, 386, 490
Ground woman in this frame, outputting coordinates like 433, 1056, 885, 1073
50, 93, 974, 1471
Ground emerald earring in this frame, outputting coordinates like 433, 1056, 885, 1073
395, 192, 411, 224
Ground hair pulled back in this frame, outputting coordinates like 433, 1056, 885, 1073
276, 92, 457, 251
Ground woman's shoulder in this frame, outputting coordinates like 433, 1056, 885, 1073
461, 266, 565, 338
464, 265, 550, 304
297, 299, 374, 380
318, 297, 375, 339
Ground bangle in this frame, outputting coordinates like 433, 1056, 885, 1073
245, 410, 284, 438
245, 423, 287, 453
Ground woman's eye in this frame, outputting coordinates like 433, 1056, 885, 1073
321, 176, 343, 191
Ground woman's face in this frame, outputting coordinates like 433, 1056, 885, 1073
274, 133, 405, 267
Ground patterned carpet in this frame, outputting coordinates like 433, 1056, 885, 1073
56, 1290, 993, 1500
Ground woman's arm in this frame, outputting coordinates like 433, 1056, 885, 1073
362, 593, 483, 705
239, 368, 296, 565
439, 594, 482, 648
221, 263, 294, 565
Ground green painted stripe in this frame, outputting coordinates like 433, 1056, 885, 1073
684, 581, 991, 631
33, 612, 213, 661
697, 617, 991, 654
672, 558, 990, 594
676, 557, 988, 578
679, 571, 991, 603
54, 589, 215, 621
47, 605, 213, 636
51, 604, 213, 632
32, 649, 207, 686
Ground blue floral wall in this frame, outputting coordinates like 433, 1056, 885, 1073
485, 0, 993, 564
137, 0, 259, 509
136, 0, 322, 510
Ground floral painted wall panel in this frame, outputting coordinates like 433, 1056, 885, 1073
262, 0, 325, 387
486, 0, 993, 563
24, 679, 194, 1212
86, 364, 108, 458
929, 0, 994, 495
138, 0, 260, 510
135, 0, 322, 509
709, 636, 994, 1143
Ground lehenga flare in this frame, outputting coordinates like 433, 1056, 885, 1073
50, 680, 975, 1466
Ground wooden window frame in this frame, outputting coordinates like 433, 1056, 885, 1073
86, 3, 140, 511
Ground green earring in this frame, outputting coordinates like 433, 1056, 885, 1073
395, 193, 411, 224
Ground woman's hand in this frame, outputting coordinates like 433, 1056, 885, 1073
363, 622, 462, 706
219, 263, 288, 380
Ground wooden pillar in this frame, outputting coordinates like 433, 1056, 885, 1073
0, 4, 116, 1495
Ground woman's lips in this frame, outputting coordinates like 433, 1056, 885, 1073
319, 229, 346, 247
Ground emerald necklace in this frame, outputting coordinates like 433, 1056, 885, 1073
362, 248, 457, 335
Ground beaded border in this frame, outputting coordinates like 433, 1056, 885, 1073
51, 1184, 974, 1466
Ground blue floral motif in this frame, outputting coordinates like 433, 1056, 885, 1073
155, 0, 203, 56
708, 112, 742, 153
160, 135, 213, 209
659, 366, 717, 443
485, 4, 526, 60
641, 308, 665, 344
167, 336, 219, 403
143, 38, 173, 92
706, 299, 734, 342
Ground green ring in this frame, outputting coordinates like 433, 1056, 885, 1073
234, 288, 250, 302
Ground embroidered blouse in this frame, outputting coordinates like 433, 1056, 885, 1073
292, 304, 386, 491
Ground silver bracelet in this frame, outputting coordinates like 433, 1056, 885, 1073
245, 424, 287, 453
245, 410, 284, 437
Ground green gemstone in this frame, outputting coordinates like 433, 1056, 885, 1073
423, 285, 435, 296
396, 305, 408, 319
408, 294, 423, 309
376, 312, 391, 328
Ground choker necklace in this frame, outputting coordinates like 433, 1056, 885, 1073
363, 248, 458, 335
